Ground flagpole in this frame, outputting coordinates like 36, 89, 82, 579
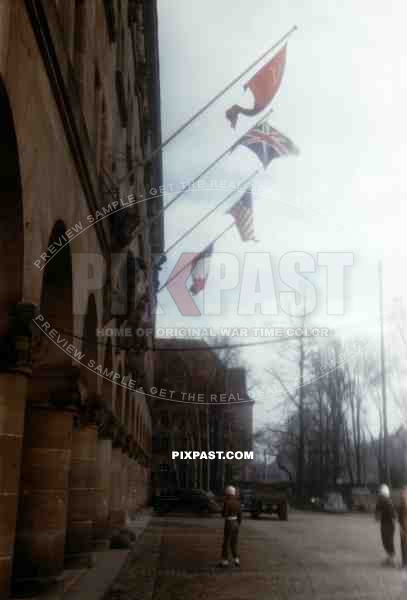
160, 106, 274, 213
127, 106, 274, 243
164, 170, 259, 256
118, 25, 298, 184
379, 260, 390, 485
157, 222, 236, 294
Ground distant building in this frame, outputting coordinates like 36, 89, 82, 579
151, 339, 254, 494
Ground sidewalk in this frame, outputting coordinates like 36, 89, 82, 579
63, 509, 153, 600
22, 509, 153, 600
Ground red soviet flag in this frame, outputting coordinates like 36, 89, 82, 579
226, 44, 287, 129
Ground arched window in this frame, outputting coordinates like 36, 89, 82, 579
82, 295, 98, 397
103, 338, 114, 412
94, 68, 107, 175
127, 252, 137, 317
136, 406, 140, 442
74, 0, 86, 96
38, 221, 73, 371
0, 79, 23, 367
139, 410, 143, 443
119, 364, 126, 421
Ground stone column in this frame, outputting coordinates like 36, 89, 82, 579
1, 302, 37, 597
0, 373, 27, 598
141, 465, 147, 507
123, 453, 130, 519
12, 407, 73, 596
128, 456, 138, 518
143, 462, 151, 508
137, 459, 143, 510
128, 453, 136, 518
133, 461, 138, 512
0, 0, 11, 77
141, 465, 146, 507
65, 423, 97, 567
93, 437, 112, 550
138, 462, 143, 510
109, 447, 125, 530
122, 452, 131, 524
126, 455, 131, 520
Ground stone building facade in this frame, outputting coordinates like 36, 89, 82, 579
151, 339, 254, 495
0, 0, 163, 596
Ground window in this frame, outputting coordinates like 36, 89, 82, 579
103, 0, 116, 42
125, 394, 131, 424
94, 71, 110, 180
115, 0, 128, 126
137, 409, 141, 441
127, 92, 133, 172
74, 0, 86, 97
138, 234, 144, 259
94, 68, 102, 168
100, 98, 107, 173
161, 412, 169, 428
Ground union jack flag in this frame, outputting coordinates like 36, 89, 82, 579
233, 121, 299, 169
228, 188, 257, 242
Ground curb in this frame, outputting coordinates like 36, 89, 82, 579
62, 509, 153, 600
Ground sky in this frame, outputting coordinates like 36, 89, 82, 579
155, 0, 407, 429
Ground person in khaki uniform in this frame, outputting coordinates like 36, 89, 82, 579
220, 485, 242, 567
398, 486, 407, 568
375, 484, 396, 566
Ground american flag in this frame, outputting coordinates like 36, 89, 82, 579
234, 121, 299, 169
228, 188, 257, 242
189, 243, 214, 296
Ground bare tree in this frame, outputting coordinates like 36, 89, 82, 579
261, 335, 381, 500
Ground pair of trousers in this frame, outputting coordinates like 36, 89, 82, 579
381, 521, 395, 556
401, 532, 407, 566
222, 520, 240, 559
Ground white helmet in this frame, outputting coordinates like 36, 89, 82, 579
379, 484, 390, 498
225, 485, 236, 496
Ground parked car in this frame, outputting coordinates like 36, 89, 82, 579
154, 488, 221, 515
238, 480, 290, 520
239, 486, 254, 511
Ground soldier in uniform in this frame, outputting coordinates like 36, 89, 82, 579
220, 485, 242, 567
375, 484, 396, 566
398, 486, 407, 568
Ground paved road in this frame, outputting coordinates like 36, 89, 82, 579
107, 511, 407, 599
